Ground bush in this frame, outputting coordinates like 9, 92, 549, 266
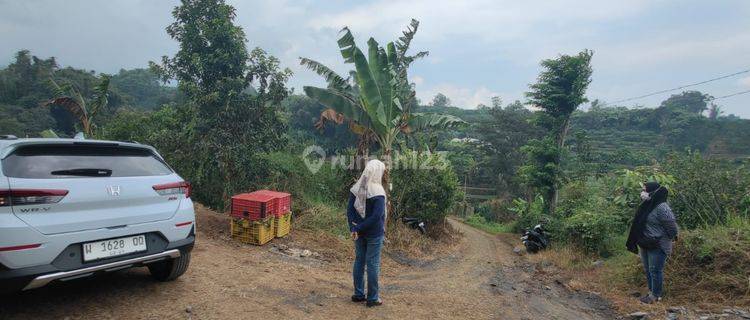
664, 151, 750, 229
513, 177, 631, 255
665, 216, 750, 302
391, 150, 461, 224
475, 198, 517, 223
563, 211, 623, 256
556, 177, 629, 255
512, 195, 565, 237
251, 152, 353, 210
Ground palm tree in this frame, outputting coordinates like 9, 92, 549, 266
44, 74, 111, 138
300, 19, 465, 167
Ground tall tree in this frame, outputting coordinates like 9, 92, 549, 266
150, 0, 249, 117
247, 47, 294, 104
708, 103, 723, 120
491, 96, 502, 109
475, 101, 543, 195
659, 91, 712, 115
149, 0, 291, 208
430, 93, 451, 108
524, 49, 593, 214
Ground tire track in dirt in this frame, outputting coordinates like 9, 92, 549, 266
374, 218, 616, 319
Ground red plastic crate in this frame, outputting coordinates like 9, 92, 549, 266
231, 192, 277, 221
256, 190, 292, 217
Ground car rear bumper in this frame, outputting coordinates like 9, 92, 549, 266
25, 249, 181, 290
0, 232, 194, 295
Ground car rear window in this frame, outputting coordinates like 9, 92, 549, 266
2, 144, 173, 178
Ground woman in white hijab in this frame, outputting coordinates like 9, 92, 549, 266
347, 159, 386, 307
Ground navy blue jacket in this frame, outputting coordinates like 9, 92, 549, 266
346, 193, 385, 239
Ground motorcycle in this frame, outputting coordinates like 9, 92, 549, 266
401, 217, 427, 234
521, 224, 549, 253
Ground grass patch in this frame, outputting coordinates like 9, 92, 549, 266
464, 214, 514, 234
294, 197, 350, 238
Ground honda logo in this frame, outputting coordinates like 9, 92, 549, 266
106, 186, 121, 196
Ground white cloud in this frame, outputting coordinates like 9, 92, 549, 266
309, 0, 655, 44
739, 76, 750, 89
597, 33, 750, 71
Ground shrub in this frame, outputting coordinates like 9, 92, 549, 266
610, 167, 675, 215
246, 152, 355, 211
664, 216, 750, 303
391, 150, 461, 224
664, 151, 750, 229
475, 198, 517, 223
474, 202, 492, 221
512, 195, 564, 237
563, 211, 623, 256
514, 177, 631, 255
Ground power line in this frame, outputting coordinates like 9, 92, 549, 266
710, 89, 750, 101
605, 68, 750, 105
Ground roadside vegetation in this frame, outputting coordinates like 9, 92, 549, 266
1, 0, 748, 311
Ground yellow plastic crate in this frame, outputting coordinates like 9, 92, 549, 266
231, 217, 275, 245
274, 212, 292, 238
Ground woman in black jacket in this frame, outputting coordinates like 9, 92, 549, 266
626, 182, 679, 304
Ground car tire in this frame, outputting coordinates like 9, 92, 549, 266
148, 251, 191, 281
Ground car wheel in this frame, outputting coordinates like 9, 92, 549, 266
148, 251, 191, 281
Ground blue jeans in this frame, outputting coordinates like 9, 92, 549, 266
640, 247, 667, 297
353, 235, 384, 302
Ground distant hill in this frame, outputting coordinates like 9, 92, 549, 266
0, 50, 178, 137
417, 101, 750, 155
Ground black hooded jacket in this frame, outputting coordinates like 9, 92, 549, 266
626, 182, 668, 253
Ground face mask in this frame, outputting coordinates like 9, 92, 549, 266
640, 191, 651, 201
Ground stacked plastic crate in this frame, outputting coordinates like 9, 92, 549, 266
229, 190, 292, 245
230, 192, 276, 245
257, 190, 292, 238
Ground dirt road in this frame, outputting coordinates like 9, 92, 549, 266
1, 209, 616, 320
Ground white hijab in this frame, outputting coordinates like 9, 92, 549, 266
349, 159, 386, 218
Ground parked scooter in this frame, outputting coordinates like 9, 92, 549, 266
401, 217, 427, 234
521, 224, 549, 253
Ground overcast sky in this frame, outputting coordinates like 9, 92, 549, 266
2, 0, 749, 117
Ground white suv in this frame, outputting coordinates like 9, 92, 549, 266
0, 137, 195, 294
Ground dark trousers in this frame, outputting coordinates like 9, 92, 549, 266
640, 247, 667, 297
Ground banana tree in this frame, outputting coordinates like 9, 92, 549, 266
298, 59, 373, 159
301, 19, 465, 167
44, 74, 110, 138
301, 20, 466, 226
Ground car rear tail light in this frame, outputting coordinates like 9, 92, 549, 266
152, 181, 191, 198
0, 243, 42, 252
175, 221, 193, 227
0, 189, 69, 207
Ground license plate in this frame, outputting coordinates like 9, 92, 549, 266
82, 235, 147, 262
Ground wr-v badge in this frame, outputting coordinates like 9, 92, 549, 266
106, 186, 122, 196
